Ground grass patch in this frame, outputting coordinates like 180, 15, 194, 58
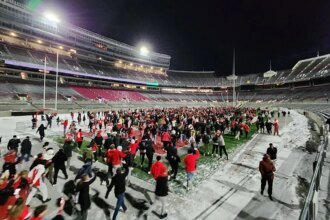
132, 123, 258, 193
51, 123, 257, 195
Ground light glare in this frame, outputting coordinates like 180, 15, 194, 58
140, 46, 149, 56
44, 11, 61, 23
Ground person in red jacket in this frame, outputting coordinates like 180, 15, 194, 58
90, 140, 98, 162
273, 119, 279, 136
150, 156, 167, 180
63, 119, 68, 136
244, 123, 250, 138
110, 146, 126, 173
259, 154, 276, 200
161, 130, 171, 149
75, 129, 83, 149
105, 144, 115, 176
129, 139, 138, 166
184, 148, 200, 190
6, 197, 30, 220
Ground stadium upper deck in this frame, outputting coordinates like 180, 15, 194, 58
0, 0, 171, 68
1, 0, 330, 90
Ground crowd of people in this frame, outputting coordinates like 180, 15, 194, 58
0, 106, 286, 219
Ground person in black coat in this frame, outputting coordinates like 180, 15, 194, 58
104, 134, 114, 150
265, 121, 272, 135
36, 124, 47, 142
120, 137, 130, 151
169, 151, 180, 180
20, 136, 32, 162
266, 143, 277, 160
76, 172, 96, 220
105, 167, 128, 220
145, 138, 155, 172
94, 131, 104, 157
140, 172, 169, 219
7, 135, 21, 151
52, 149, 68, 185
114, 133, 121, 148
138, 140, 147, 167
63, 141, 73, 168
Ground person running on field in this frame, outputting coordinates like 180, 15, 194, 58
36, 124, 46, 142
105, 167, 128, 220
140, 169, 169, 219
183, 147, 200, 190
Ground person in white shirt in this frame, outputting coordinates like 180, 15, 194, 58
26, 163, 51, 205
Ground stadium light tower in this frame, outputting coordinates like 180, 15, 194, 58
55, 50, 59, 111
140, 46, 150, 56
43, 11, 60, 111
232, 49, 236, 107
43, 11, 61, 23
43, 56, 47, 109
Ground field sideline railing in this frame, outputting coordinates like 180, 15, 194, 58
299, 125, 328, 220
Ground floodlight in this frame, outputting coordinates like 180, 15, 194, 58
140, 46, 149, 56
44, 11, 61, 23
10, 32, 16, 37
37, 40, 42, 44
119, 60, 122, 64
58, 46, 63, 49
130, 63, 133, 66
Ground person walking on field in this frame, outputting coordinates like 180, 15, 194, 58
218, 132, 228, 160
140, 169, 169, 219
7, 135, 21, 152
184, 147, 200, 190
36, 124, 46, 142
202, 132, 210, 156
145, 138, 155, 173
266, 143, 277, 161
273, 118, 279, 136
161, 130, 171, 149
75, 129, 83, 149
63, 140, 73, 168
76, 172, 96, 220
150, 156, 167, 179
212, 132, 220, 157
244, 123, 249, 138
105, 167, 128, 220
63, 119, 68, 136
259, 154, 276, 200
20, 136, 32, 163
26, 163, 51, 205
52, 149, 68, 185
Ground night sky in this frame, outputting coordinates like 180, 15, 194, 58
35, 0, 330, 75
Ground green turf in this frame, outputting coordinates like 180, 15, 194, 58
132, 123, 257, 184
51, 123, 258, 191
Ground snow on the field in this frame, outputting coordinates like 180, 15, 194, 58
164, 110, 312, 220
0, 110, 314, 220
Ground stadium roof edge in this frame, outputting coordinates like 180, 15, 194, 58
168, 70, 215, 74
292, 53, 330, 70
2, 0, 171, 60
